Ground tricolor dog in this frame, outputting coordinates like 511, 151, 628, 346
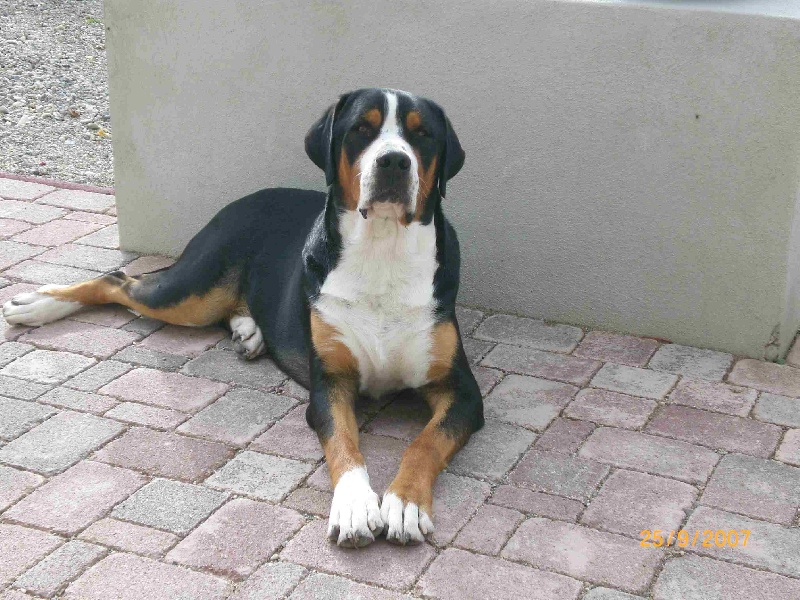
3, 88, 484, 548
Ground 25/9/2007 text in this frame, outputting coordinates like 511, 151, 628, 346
640, 529, 750, 548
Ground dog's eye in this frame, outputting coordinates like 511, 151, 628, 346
356, 123, 372, 134
416, 127, 430, 137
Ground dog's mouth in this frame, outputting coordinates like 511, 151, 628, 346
358, 201, 411, 222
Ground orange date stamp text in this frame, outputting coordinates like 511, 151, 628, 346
639, 529, 750, 548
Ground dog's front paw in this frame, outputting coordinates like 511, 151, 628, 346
380, 492, 434, 545
327, 467, 383, 548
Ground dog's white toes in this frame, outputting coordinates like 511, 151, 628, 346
229, 315, 266, 360
327, 467, 383, 548
380, 492, 433, 545
2, 285, 82, 326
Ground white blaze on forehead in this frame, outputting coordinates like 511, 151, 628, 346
357, 90, 419, 213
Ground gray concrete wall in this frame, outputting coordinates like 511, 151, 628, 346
105, 0, 800, 358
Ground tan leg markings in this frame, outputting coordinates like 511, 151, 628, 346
427, 320, 458, 383
44, 273, 238, 327
310, 310, 358, 376
319, 378, 364, 486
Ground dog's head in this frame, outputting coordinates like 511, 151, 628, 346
305, 88, 464, 223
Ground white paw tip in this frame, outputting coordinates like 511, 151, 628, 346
380, 492, 433, 545
327, 467, 383, 549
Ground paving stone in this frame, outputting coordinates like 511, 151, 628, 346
36, 244, 129, 272
363, 393, 430, 440
0, 241, 42, 269
462, 337, 495, 364
74, 224, 119, 249
455, 305, 484, 335
5, 461, 146, 534
63, 553, 230, 600
649, 344, 733, 381
0, 199, 65, 224
472, 365, 503, 396
683, 507, 800, 578
565, 389, 656, 429
229, 562, 307, 600
64, 360, 132, 391
419, 547, 581, 600
474, 314, 583, 353
728, 359, 800, 396
448, 419, 536, 481
453, 504, 525, 555
483, 374, 577, 430
0, 342, 33, 367
573, 331, 659, 367
140, 325, 228, 358
699, 453, 800, 525
12, 220, 101, 246
278, 378, 309, 401
281, 520, 435, 590
79, 518, 179, 558
669, 378, 756, 417
205, 450, 313, 502
534, 417, 596, 454
94, 427, 234, 481
482, 344, 600, 385
183, 349, 287, 389
282, 487, 333, 517
502, 518, 662, 594
112, 346, 189, 370
0, 349, 94, 384
0, 465, 44, 511
489, 485, 584, 521
166, 498, 304, 578
290, 573, 409, 600
776, 429, 800, 466
509, 449, 609, 501
0, 412, 124, 474
70, 305, 137, 328
37, 387, 117, 414
250, 405, 322, 460
21, 320, 137, 359
100, 367, 228, 411
646, 405, 781, 457
0, 524, 61, 587
37, 189, 115, 213
0, 218, 31, 238
179, 388, 295, 446
123, 255, 175, 277
653, 554, 800, 600
579, 427, 719, 484
583, 588, 643, 600
591, 363, 677, 399
63, 211, 117, 225
122, 316, 165, 337
0, 397, 56, 440
581, 470, 697, 537
104, 403, 188, 429
0, 375, 50, 400
0, 180, 54, 200
3, 260, 101, 285
427, 472, 491, 546
13, 540, 106, 598
754, 392, 800, 427
113, 479, 228, 534
0, 589, 37, 600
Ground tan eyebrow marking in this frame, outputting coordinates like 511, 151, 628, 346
406, 110, 422, 130
364, 108, 382, 128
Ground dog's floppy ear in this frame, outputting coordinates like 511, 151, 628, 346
437, 109, 465, 199
305, 94, 350, 186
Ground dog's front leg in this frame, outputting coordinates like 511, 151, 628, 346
382, 353, 483, 545
306, 352, 383, 548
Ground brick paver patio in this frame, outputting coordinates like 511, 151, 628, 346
1, 176, 799, 599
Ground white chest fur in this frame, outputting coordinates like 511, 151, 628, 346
315, 211, 438, 395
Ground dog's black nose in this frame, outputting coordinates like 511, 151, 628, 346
376, 151, 411, 171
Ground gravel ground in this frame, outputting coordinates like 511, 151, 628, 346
0, 0, 113, 187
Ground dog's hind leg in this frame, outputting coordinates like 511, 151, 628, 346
3, 269, 240, 328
